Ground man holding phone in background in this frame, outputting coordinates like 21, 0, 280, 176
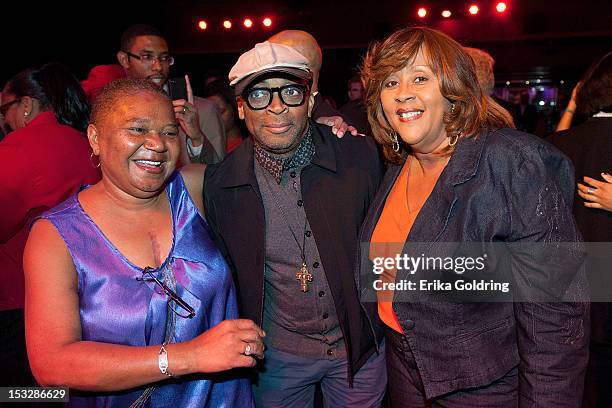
117, 24, 226, 165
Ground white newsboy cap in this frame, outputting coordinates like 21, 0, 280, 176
229, 41, 312, 94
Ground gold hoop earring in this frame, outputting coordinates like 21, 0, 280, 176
390, 131, 400, 152
90, 152, 101, 168
448, 133, 460, 147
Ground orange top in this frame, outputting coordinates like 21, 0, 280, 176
371, 152, 453, 333
371, 159, 417, 333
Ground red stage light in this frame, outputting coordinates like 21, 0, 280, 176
223, 20, 232, 29
197, 20, 207, 30
417, 7, 427, 18
469, 4, 479, 15
243, 18, 253, 28
441, 10, 452, 18
496, 2, 507, 13
262, 17, 273, 27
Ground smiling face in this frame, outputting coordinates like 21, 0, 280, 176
119, 35, 171, 88
379, 48, 452, 154
237, 76, 312, 157
89, 90, 179, 199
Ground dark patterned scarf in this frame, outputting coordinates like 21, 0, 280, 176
254, 126, 315, 183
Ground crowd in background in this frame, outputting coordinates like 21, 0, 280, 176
0, 21, 610, 408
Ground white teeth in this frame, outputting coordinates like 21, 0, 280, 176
399, 111, 423, 119
135, 160, 162, 167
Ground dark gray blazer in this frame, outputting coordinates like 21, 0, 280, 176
359, 128, 590, 405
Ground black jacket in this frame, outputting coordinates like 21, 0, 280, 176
359, 128, 589, 404
204, 121, 384, 380
548, 117, 612, 242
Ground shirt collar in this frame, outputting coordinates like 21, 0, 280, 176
254, 125, 315, 183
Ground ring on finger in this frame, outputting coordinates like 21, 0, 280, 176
182, 106, 188, 113
587, 187, 594, 195
244, 343, 252, 356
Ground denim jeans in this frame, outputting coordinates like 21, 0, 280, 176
253, 342, 387, 407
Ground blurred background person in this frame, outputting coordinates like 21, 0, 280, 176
555, 81, 582, 132
0, 91, 6, 141
0, 62, 101, 387
463, 46, 515, 118
340, 75, 368, 134
80, 64, 126, 103
269, 30, 363, 135
513, 90, 538, 134
361, 26, 588, 407
549, 50, 612, 408
117, 24, 225, 165
24, 78, 262, 406
203, 78, 247, 153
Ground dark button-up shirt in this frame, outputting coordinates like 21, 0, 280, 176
254, 131, 345, 359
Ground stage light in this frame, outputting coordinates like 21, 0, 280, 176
262, 17, 273, 27
469, 4, 479, 15
441, 10, 452, 18
417, 7, 427, 18
505, 81, 510, 85
223, 20, 232, 29
243, 18, 253, 28
197, 20, 207, 30
496, 2, 507, 13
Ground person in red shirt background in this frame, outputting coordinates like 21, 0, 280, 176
0, 62, 101, 386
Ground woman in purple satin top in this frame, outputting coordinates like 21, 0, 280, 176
23, 78, 264, 407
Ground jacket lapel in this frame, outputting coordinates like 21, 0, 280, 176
219, 137, 261, 195
407, 130, 488, 245
361, 164, 403, 243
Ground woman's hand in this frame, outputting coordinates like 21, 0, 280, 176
577, 173, 612, 212
188, 319, 265, 373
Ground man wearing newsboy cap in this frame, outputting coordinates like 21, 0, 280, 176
203, 41, 386, 407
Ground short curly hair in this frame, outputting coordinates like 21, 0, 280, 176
361, 27, 513, 164
91, 78, 169, 126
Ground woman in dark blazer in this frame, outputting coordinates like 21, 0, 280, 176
359, 27, 589, 407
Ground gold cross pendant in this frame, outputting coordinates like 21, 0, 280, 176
296, 262, 313, 292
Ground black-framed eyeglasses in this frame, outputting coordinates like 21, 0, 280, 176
137, 266, 195, 318
242, 84, 309, 110
122, 50, 175, 66
0, 99, 20, 116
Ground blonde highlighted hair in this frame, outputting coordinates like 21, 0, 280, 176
361, 27, 514, 164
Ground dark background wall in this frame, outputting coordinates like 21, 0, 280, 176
1, 0, 610, 108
